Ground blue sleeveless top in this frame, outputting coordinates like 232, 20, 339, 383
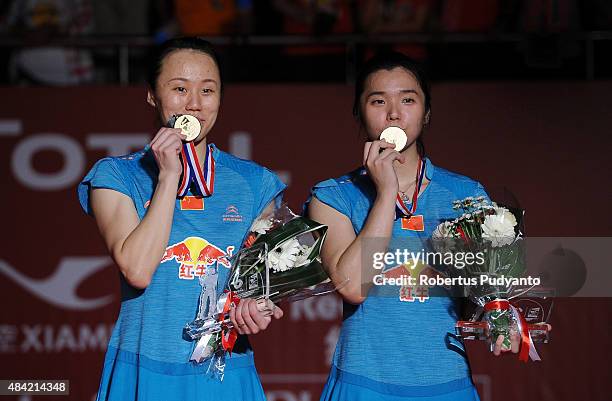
78, 144, 285, 370
311, 158, 488, 388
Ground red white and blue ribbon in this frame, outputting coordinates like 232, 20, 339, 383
395, 157, 426, 219
484, 299, 542, 362
178, 142, 215, 198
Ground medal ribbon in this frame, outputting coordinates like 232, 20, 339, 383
178, 143, 215, 198
395, 157, 426, 219
483, 299, 541, 362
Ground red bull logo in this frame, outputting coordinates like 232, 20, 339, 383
383, 263, 430, 303
383, 264, 412, 280
161, 237, 234, 280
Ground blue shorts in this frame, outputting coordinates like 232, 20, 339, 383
320, 365, 480, 401
96, 347, 265, 401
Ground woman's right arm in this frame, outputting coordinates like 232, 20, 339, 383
308, 141, 404, 304
90, 128, 185, 289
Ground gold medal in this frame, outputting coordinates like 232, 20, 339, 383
379, 126, 407, 152
171, 114, 201, 142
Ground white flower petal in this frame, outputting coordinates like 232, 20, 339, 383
481, 214, 516, 247
268, 238, 302, 272
294, 245, 312, 266
251, 217, 274, 234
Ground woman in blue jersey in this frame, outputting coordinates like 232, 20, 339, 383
307, 52, 519, 401
78, 37, 284, 401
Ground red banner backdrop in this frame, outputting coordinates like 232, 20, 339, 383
0, 83, 610, 401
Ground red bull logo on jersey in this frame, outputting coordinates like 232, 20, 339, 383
161, 237, 234, 280
384, 264, 430, 303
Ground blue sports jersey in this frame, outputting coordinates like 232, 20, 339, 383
78, 144, 285, 401
310, 158, 488, 400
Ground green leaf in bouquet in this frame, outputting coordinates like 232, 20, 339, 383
253, 217, 327, 252
267, 261, 330, 302
490, 241, 526, 278
487, 309, 513, 350
227, 243, 267, 298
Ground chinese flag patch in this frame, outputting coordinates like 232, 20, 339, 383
401, 215, 424, 231
180, 196, 204, 210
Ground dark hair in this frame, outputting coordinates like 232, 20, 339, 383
146, 37, 223, 93
353, 51, 431, 156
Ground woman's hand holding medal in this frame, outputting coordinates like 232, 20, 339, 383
148, 114, 201, 180
149, 126, 186, 180
363, 127, 407, 198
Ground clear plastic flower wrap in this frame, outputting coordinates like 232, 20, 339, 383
430, 197, 552, 361
183, 203, 342, 380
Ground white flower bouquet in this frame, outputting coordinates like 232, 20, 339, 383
184, 203, 335, 379
431, 197, 550, 361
